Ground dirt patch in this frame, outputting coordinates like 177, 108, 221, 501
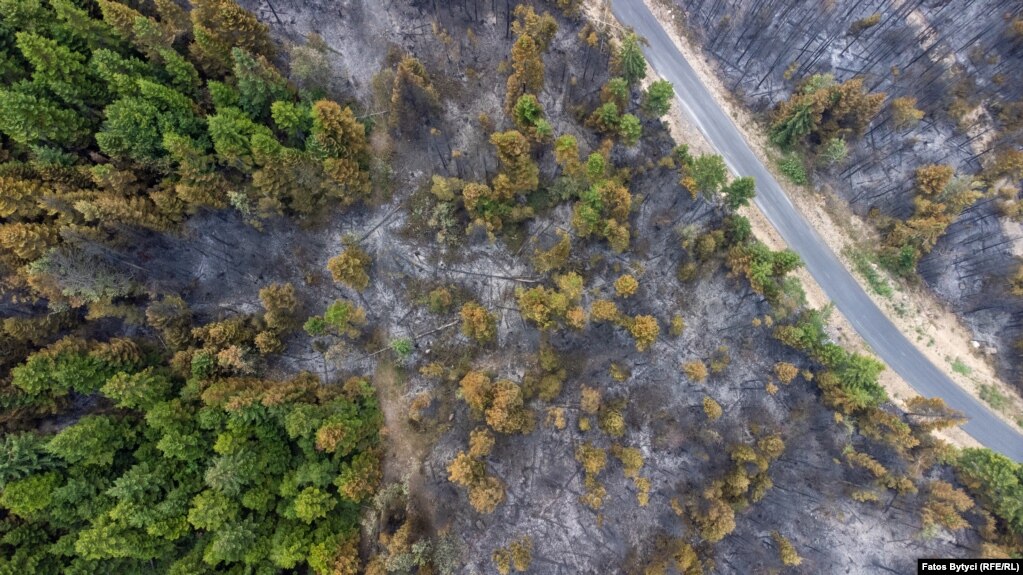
375, 360, 433, 486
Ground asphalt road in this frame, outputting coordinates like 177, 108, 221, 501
611, 0, 1023, 461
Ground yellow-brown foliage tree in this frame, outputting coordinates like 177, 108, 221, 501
922, 479, 974, 532
533, 230, 571, 274
389, 56, 440, 132
702, 396, 722, 421
189, 0, 274, 76
628, 315, 659, 352
891, 96, 924, 128
460, 302, 497, 342
505, 35, 544, 116
576, 442, 607, 476
580, 385, 601, 416
772, 531, 803, 566
469, 427, 495, 458
485, 379, 534, 434
614, 274, 639, 298
611, 444, 644, 479
327, 241, 372, 291
590, 299, 621, 323
683, 360, 708, 382
459, 370, 493, 415
259, 282, 300, 332
773, 362, 798, 384
692, 493, 735, 543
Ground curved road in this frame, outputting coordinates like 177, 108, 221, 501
611, 0, 1023, 461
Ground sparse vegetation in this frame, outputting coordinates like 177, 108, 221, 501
461, 302, 497, 342
772, 531, 803, 566
891, 96, 925, 128
391, 337, 414, 358
614, 274, 639, 297
848, 13, 881, 35
979, 384, 1009, 411
703, 396, 723, 421
777, 152, 808, 185
881, 167, 982, 278
951, 357, 972, 376
846, 248, 894, 297
683, 360, 709, 382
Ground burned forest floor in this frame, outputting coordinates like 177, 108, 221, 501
128, 0, 1001, 572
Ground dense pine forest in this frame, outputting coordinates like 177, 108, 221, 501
0, 0, 1021, 573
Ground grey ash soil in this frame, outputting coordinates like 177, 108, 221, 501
120, 1, 986, 572
406, 154, 972, 574
667, 0, 1023, 385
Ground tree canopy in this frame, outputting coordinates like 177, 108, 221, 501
0, 0, 371, 318
0, 342, 382, 574
769, 74, 885, 150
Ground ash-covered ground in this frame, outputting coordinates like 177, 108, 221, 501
120, 1, 989, 572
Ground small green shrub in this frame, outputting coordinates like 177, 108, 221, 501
878, 244, 920, 278
846, 249, 893, 297
979, 384, 1008, 411
304, 316, 326, 336
820, 137, 848, 165
391, 338, 414, 358
777, 153, 808, 185
951, 357, 972, 376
